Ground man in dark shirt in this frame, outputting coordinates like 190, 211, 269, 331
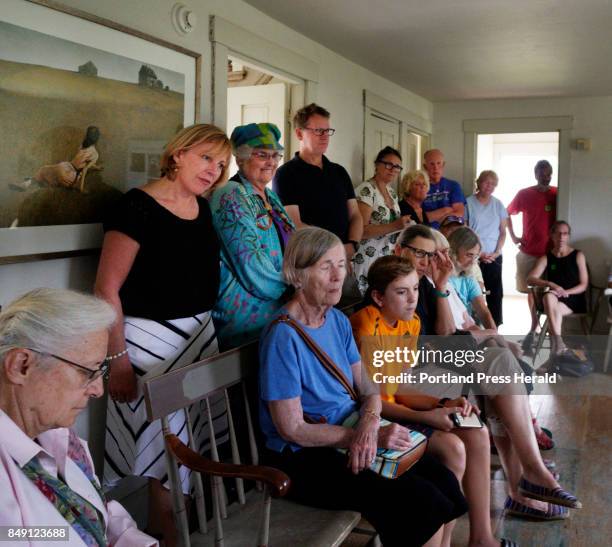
273, 103, 363, 264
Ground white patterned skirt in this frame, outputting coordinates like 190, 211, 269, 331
103, 311, 227, 494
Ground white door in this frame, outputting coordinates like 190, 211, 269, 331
364, 109, 401, 187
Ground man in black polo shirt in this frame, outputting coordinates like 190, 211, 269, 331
273, 103, 363, 267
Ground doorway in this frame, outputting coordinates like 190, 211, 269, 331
226, 55, 299, 178
364, 107, 429, 193
475, 132, 559, 335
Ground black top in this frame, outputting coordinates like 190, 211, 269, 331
544, 249, 586, 313
399, 200, 430, 226
103, 188, 220, 320
416, 276, 437, 335
273, 153, 356, 242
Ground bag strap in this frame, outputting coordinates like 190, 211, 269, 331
271, 314, 359, 401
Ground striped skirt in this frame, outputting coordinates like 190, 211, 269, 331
103, 311, 227, 494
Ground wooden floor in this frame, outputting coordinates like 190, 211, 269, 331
342, 368, 612, 547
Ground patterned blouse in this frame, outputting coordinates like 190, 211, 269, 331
353, 180, 402, 294
210, 173, 295, 349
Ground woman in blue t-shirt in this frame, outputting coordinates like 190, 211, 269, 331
259, 227, 467, 547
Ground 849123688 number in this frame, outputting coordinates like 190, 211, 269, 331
0, 526, 68, 541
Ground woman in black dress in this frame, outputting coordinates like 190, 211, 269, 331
527, 221, 588, 357
399, 169, 430, 225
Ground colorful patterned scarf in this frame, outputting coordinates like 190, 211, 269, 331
22, 430, 108, 546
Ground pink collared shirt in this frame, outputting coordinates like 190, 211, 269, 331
0, 410, 157, 547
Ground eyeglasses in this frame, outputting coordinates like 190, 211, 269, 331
377, 160, 403, 172
251, 151, 283, 162
27, 348, 109, 385
302, 127, 336, 136
403, 245, 436, 259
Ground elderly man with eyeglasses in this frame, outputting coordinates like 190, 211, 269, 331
0, 288, 157, 546
273, 103, 363, 298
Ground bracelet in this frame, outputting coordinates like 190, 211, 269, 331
437, 397, 450, 408
362, 409, 381, 421
106, 349, 128, 360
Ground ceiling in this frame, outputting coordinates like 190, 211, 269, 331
243, 0, 612, 101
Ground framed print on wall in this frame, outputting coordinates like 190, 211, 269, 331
0, 0, 200, 264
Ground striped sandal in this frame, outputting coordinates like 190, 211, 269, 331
504, 496, 569, 521
518, 477, 582, 509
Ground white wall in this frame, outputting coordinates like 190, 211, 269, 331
0, 0, 432, 308
0, 1, 435, 461
433, 96, 612, 294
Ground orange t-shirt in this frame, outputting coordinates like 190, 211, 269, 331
350, 305, 420, 402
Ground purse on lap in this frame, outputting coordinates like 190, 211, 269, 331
271, 314, 428, 479
338, 411, 428, 478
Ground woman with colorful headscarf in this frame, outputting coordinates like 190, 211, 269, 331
211, 123, 295, 349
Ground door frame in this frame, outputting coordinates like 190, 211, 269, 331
210, 15, 317, 137
463, 116, 573, 223
363, 90, 432, 181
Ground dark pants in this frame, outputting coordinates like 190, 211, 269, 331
481, 255, 503, 326
263, 447, 467, 547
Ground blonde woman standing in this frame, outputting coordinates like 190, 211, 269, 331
95, 124, 231, 545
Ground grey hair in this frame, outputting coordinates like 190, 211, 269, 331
397, 224, 435, 249
430, 229, 450, 251
233, 143, 253, 161
283, 227, 342, 287
448, 227, 482, 260
0, 288, 116, 362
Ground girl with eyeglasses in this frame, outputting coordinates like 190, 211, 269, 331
352, 146, 414, 294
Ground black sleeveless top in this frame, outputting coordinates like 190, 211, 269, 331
544, 249, 586, 313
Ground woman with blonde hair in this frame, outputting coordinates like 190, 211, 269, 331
399, 169, 431, 225
95, 124, 231, 545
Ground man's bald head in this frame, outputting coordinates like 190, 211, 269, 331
423, 149, 445, 184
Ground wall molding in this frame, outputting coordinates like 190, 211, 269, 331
364, 90, 432, 134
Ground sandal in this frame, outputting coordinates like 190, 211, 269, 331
518, 477, 582, 509
500, 538, 520, 547
532, 418, 555, 450
504, 496, 569, 521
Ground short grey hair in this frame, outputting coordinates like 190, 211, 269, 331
0, 288, 116, 362
448, 227, 482, 259
430, 229, 450, 251
283, 227, 342, 287
233, 143, 253, 161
